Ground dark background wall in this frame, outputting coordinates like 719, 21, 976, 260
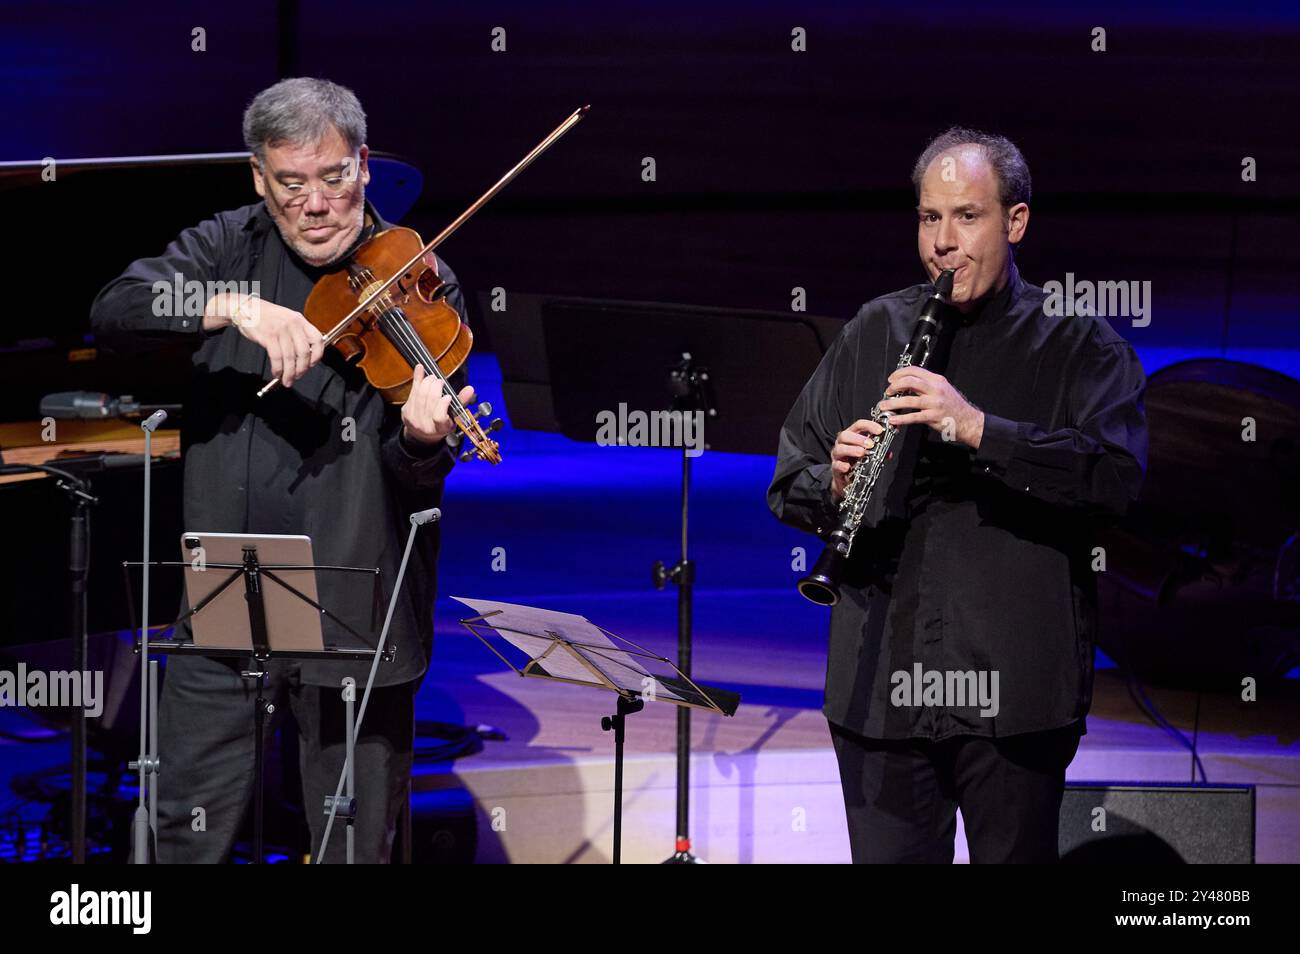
3, 0, 1299, 373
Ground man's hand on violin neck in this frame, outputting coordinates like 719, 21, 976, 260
402, 364, 475, 446
204, 294, 326, 387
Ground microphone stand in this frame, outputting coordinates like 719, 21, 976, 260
0, 456, 153, 863
316, 507, 441, 863
8, 394, 181, 861
652, 353, 715, 864
68, 475, 92, 864
130, 409, 167, 863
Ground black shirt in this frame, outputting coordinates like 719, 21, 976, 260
768, 264, 1148, 740
90, 201, 463, 688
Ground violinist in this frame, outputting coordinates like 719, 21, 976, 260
90, 77, 471, 863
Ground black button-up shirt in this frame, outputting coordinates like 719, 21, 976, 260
768, 264, 1148, 740
90, 200, 463, 688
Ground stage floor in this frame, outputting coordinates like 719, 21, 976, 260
420, 593, 1300, 864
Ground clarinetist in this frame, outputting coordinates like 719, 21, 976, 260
768, 127, 1149, 863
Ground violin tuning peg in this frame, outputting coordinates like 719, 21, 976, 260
474, 401, 493, 419
487, 418, 504, 433
459, 449, 475, 463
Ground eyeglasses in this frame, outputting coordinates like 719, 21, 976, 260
260, 156, 360, 208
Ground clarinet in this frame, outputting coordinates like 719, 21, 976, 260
797, 269, 954, 606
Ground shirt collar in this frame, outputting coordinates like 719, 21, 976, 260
245, 198, 388, 266
957, 260, 1024, 328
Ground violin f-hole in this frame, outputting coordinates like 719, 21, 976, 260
414, 266, 446, 305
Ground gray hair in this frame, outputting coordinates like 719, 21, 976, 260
911, 126, 1031, 210
242, 77, 367, 162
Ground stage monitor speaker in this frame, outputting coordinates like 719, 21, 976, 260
1060, 783, 1254, 863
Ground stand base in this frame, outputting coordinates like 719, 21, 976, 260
662, 849, 707, 864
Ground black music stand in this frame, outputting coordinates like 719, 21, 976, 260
455, 597, 740, 864
484, 293, 836, 862
122, 545, 386, 864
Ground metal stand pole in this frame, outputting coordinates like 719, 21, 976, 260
69, 488, 91, 863
652, 353, 710, 864
343, 677, 356, 865
601, 694, 644, 865
671, 449, 695, 862
243, 668, 271, 865
315, 507, 440, 864
131, 411, 166, 863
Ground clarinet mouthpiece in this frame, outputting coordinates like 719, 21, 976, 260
935, 269, 955, 299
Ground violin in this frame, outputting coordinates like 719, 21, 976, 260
256, 104, 591, 464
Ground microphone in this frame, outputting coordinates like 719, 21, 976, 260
104, 453, 146, 468
410, 508, 442, 526
40, 391, 181, 422
141, 410, 168, 433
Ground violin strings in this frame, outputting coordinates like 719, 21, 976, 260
356, 266, 485, 439
358, 266, 450, 399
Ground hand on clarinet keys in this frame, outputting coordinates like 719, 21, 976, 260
878, 366, 985, 450
831, 419, 884, 499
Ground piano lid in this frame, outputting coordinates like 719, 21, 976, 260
0, 150, 423, 351
0, 151, 423, 423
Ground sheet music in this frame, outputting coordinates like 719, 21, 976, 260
452, 597, 684, 701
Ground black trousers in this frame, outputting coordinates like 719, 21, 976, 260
150, 653, 414, 863
829, 720, 1082, 863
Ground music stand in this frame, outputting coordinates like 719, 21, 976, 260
454, 596, 741, 864
483, 293, 837, 862
122, 535, 387, 864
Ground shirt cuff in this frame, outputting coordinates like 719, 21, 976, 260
199, 317, 229, 339
811, 463, 840, 535
399, 428, 453, 461
972, 412, 1020, 476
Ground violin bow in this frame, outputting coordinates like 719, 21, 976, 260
257, 103, 592, 398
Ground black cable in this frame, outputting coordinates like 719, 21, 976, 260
1191, 690, 1202, 784
1123, 673, 1208, 783
1112, 604, 1208, 783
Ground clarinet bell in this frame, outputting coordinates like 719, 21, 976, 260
797, 544, 845, 606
